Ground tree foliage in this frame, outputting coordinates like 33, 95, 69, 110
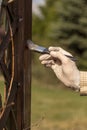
32, 0, 87, 69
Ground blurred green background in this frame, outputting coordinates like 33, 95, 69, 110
31, 0, 87, 130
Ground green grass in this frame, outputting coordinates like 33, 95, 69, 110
31, 78, 87, 130
0, 74, 87, 130
0, 77, 5, 104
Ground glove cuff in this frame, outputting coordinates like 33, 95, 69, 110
80, 71, 87, 96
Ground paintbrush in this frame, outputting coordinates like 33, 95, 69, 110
27, 40, 77, 62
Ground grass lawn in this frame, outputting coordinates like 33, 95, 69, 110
31, 78, 87, 130
0, 77, 5, 105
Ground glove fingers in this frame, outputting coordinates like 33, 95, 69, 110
50, 51, 69, 64
39, 54, 52, 61
49, 46, 59, 51
41, 60, 55, 67
49, 46, 72, 56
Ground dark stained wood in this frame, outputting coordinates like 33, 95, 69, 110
0, 0, 32, 129
13, 0, 32, 130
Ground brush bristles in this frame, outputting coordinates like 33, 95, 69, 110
27, 40, 38, 50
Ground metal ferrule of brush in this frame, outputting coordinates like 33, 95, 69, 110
34, 46, 49, 54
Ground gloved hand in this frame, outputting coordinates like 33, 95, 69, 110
39, 47, 80, 90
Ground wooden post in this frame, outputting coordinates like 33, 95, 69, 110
9, 0, 32, 129
0, 0, 32, 129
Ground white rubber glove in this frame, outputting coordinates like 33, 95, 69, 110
39, 47, 80, 90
